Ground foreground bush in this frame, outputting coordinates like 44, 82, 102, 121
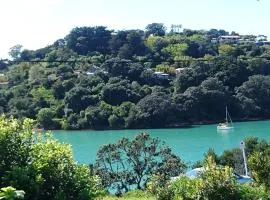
102, 190, 155, 200
0, 187, 24, 200
148, 156, 270, 200
248, 144, 270, 191
238, 184, 270, 200
0, 115, 104, 200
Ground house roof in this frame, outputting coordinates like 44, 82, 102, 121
220, 35, 241, 39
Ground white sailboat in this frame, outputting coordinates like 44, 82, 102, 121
217, 106, 234, 130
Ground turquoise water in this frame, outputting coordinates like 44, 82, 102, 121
53, 120, 270, 164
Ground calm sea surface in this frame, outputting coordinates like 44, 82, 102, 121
53, 120, 270, 164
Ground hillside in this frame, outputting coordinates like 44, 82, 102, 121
0, 24, 270, 130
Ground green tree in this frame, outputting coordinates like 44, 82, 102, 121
236, 75, 270, 117
145, 36, 168, 52
84, 102, 112, 129
101, 79, 140, 106
8, 45, 23, 60
95, 133, 185, 195
162, 43, 189, 61
36, 108, 56, 129
133, 92, 178, 128
174, 62, 209, 93
64, 87, 97, 113
218, 44, 236, 56
145, 23, 166, 37
28, 64, 45, 84
65, 26, 111, 55
30, 87, 54, 103
108, 114, 124, 129
118, 30, 146, 58
109, 31, 129, 55
52, 80, 66, 99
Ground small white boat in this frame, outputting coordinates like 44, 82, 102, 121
217, 106, 234, 130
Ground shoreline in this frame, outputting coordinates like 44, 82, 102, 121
48, 117, 270, 132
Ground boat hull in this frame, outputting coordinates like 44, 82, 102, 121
217, 126, 234, 130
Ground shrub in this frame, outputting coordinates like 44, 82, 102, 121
238, 184, 270, 200
155, 156, 241, 200
199, 156, 240, 200
0, 187, 25, 200
170, 176, 203, 200
0, 115, 104, 200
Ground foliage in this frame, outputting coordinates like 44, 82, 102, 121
219, 148, 245, 175
64, 86, 97, 113
162, 43, 189, 61
236, 75, 270, 117
0, 115, 104, 200
151, 156, 241, 200
94, 133, 185, 195
248, 145, 270, 191
155, 64, 176, 76
36, 108, 57, 129
169, 176, 203, 200
132, 92, 179, 128
65, 26, 111, 55
8, 45, 23, 60
237, 184, 270, 200
3, 25, 270, 130
103, 190, 155, 200
199, 156, 240, 200
203, 148, 220, 164
145, 23, 166, 37
0, 187, 25, 200
218, 44, 236, 56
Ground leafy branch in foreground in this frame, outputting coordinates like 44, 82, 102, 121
0, 187, 25, 200
0, 115, 104, 200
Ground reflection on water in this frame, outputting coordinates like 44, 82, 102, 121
217, 128, 235, 134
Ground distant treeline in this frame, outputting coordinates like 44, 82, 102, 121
0, 23, 270, 130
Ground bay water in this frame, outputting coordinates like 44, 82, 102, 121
53, 120, 270, 165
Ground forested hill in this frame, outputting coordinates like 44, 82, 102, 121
0, 23, 270, 130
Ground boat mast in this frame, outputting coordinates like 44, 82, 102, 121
225, 106, 228, 123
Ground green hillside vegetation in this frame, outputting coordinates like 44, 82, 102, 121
0, 24, 270, 130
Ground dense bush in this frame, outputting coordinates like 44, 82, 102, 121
0, 115, 104, 200
149, 156, 240, 200
238, 184, 270, 200
148, 155, 270, 200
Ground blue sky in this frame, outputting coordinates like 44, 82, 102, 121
0, 0, 269, 58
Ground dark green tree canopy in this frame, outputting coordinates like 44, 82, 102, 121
94, 132, 185, 195
145, 23, 166, 37
65, 26, 112, 55
64, 86, 98, 113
